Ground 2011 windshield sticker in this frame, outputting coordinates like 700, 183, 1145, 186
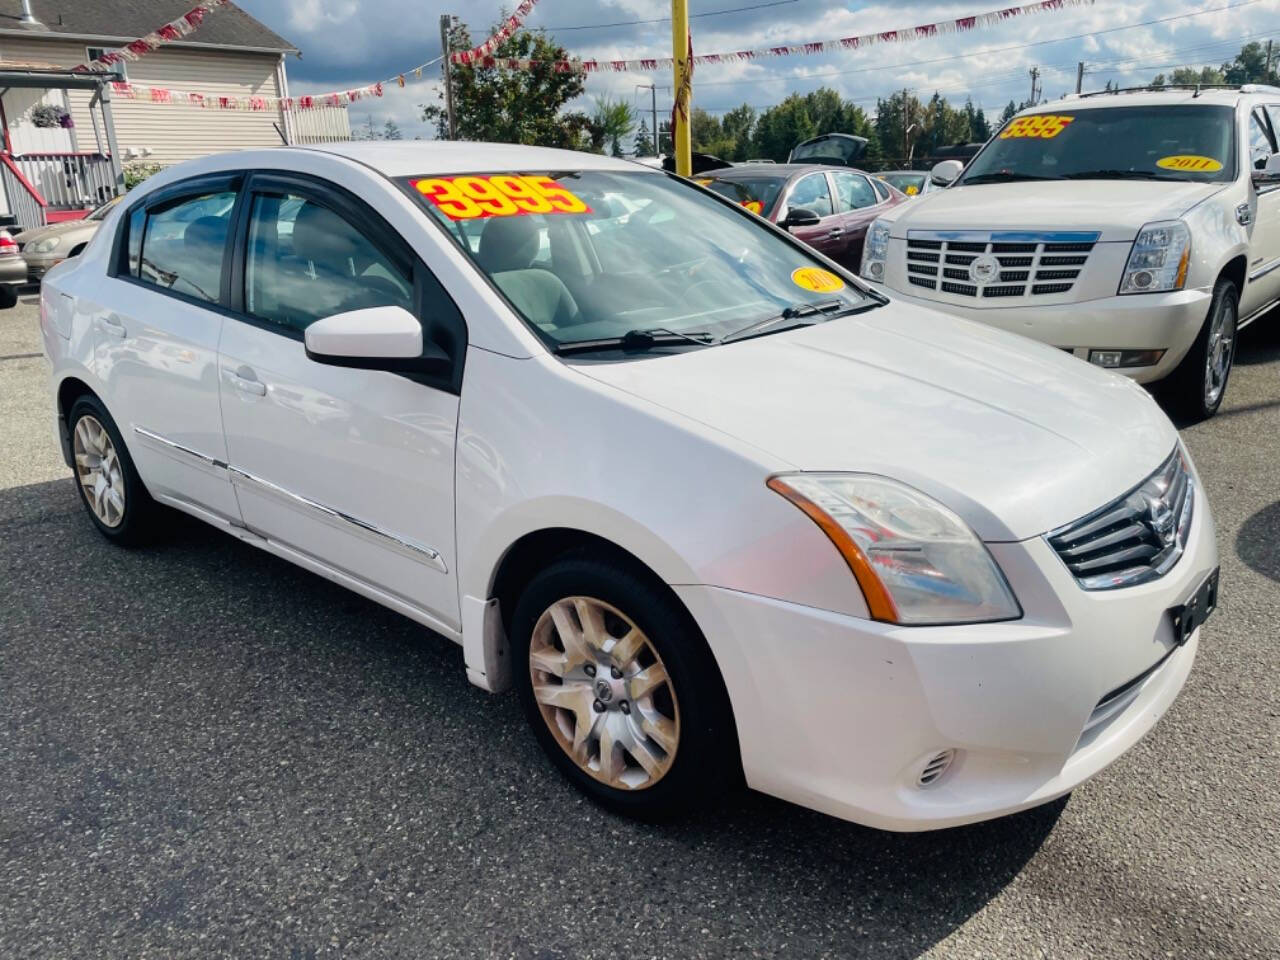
999, 115, 1074, 139
412, 175, 592, 220
1157, 155, 1223, 173
792, 266, 845, 293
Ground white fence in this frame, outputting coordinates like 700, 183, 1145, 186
287, 105, 351, 145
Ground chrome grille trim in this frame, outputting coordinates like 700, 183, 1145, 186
904, 230, 1099, 300
1046, 448, 1194, 590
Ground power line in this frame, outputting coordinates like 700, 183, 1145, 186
544, 0, 799, 32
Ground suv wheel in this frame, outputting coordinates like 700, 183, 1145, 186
511, 554, 739, 818
1165, 278, 1237, 421
68, 395, 160, 545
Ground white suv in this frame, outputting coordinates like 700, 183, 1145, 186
861, 85, 1280, 420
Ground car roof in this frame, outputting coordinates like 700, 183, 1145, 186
295, 140, 651, 177
1034, 87, 1263, 114
711, 163, 863, 179
876, 170, 925, 176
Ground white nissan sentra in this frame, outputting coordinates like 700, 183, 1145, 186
39, 142, 1219, 831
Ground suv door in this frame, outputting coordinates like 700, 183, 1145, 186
779, 172, 842, 260
1245, 105, 1280, 316
216, 173, 465, 631
99, 175, 242, 523
829, 170, 888, 267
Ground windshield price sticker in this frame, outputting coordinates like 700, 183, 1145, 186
904, 184, 919, 195
1157, 154, 1223, 173
742, 200, 764, 214
792, 266, 845, 293
1000, 115, 1074, 139
412, 175, 592, 220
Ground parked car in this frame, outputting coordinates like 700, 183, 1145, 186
788, 132, 869, 167
40, 142, 1218, 831
0, 228, 27, 307
861, 84, 1280, 420
875, 170, 937, 197
14, 196, 120, 284
701, 163, 906, 269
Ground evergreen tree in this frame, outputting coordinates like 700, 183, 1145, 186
633, 119, 655, 156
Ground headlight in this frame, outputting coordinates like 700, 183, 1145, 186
860, 220, 890, 282
768, 473, 1021, 625
1119, 220, 1190, 294
29, 236, 61, 254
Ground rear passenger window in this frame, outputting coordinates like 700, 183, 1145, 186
137, 190, 236, 302
832, 172, 879, 212
244, 192, 413, 332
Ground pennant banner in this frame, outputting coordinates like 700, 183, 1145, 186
73, 0, 230, 72
109, 80, 384, 112
451, 0, 1092, 72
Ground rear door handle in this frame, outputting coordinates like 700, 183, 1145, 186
227, 367, 267, 397
827, 227, 844, 237
97, 314, 126, 338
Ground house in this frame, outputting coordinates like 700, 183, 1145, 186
0, 0, 350, 228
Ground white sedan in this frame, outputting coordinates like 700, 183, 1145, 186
39, 141, 1218, 830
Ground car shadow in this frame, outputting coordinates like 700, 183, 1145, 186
1236, 500, 1280, 583
1, 477, 1060, 958
1234, 302, 1280, 366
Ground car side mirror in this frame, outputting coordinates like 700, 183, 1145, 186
1251, 153, 1280, 188
781, 207, 822, 229
304, 305, 450, 374
930, 159, 964, 187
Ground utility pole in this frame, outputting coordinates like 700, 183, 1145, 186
671, 0, 692, 176
1266, 40, 1274, 82
1029, 66, 1041, 105
635, 83, 660, 156
1076, 61, 1085, 95
439, 14, 457, 140
902, 88, 909, 163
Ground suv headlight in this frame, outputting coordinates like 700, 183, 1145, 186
860, 220, 891, 282
768, 473, 1021, 625
29, 236, 60, 254
1119, 220, 1190, 294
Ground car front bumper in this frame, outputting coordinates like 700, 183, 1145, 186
875, 284, 1212, 384
675, 474, 1216, 831
24, 252, 61, 283
0, 253, 28, 288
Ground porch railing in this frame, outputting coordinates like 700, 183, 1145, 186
12, 152, 116, 211
0, 154, 46, 230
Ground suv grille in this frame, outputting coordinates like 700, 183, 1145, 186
1047, 448, 1193, 590
905, 231, 1100, 299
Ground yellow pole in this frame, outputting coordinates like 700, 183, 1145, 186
671, 0, 692, 176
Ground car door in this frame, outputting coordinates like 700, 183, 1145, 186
95, 174, 242, 523
216, 172, 465, 632
829, 171, 886, 268
1244, 105, 1280, 316
779, 172, 841, 259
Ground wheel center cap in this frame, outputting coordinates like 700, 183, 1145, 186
594, 679, 613, 702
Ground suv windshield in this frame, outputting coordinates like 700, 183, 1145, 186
408, 170, 872, 353
878, 172, 926, 195
960, 104, 1236, 185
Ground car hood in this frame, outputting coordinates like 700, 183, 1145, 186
578, 302, 1177, 541
882, 179, 1226, 242
14, 219, 92, 245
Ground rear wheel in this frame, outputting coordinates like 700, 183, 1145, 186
68, 395, 160, 545
0, 285, 17, 309
1164, 279, 1237, 421
511, 554, 739, 818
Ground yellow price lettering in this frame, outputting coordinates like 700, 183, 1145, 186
413, 175, 592, 219
1000, 114, 1073, 139
415, 177, 485, 219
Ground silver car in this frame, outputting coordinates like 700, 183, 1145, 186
14, 196, 119, 284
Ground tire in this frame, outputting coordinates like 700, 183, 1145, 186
511, 553, 740, 818
67, 395, 160, 545
1163, 278, 1238, 422
0, 286, 17, 309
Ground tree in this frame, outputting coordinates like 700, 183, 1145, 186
1151, 73, 1166, 89
633, 119, 655, 157
422, 18, 597, 149
382, 119, 403, 140
1169, 66, 1225, 86
874, 89, 925, 165
964, 98, 991, 142
592, 95, 636, 156
1223, 41, 1275, 85
750, 95, 817, 162
999, 100, 1019, 124
719, 104, 756, 160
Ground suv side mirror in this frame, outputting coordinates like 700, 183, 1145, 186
1251, 153, 1280, 188
930, 159, 964, 187
305, 304, 450, 374
781, 207, 822, 229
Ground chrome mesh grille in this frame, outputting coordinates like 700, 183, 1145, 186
1047, 449, 1194, 590
904, 231, 1099, 299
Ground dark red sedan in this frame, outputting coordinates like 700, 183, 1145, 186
700, 164, 906, 271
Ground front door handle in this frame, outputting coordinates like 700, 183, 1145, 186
227, 367, 267, 397
827, 227, 844, 237
97, 314, 126, 338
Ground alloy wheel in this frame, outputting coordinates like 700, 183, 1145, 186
73, 415, 125, 528
528, 596, 680, 790
1204, 295, 1236, 409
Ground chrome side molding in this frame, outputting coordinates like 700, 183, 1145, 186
133, 425, 228, 471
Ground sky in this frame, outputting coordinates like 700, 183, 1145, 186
236, 0, 1280, 139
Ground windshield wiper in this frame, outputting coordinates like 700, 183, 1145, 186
721, 299, 868, 344
553, 327, 715, 356
960, 172, 1060, 185
1061, 169, 1184, 181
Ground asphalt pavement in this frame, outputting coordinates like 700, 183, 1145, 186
2, 293, 1277, 959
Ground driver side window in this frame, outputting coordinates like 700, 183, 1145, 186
1248, 109, 1276, 171
244, 192, 412, 332
787, 174, 834, 218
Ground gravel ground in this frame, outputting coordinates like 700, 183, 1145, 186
1, 294, 1277, 959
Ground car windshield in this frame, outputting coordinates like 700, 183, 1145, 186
701, 175, 785, 215
408, 170, 873, 353
878, 173, 926, 195
960, 104, 1236, 184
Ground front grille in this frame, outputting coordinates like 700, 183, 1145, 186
1047, 448, 1193, 590
904, 231, 1099, 299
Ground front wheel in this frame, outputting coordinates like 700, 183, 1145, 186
1164, 279, 1238, 421
511, 554, 739, 818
